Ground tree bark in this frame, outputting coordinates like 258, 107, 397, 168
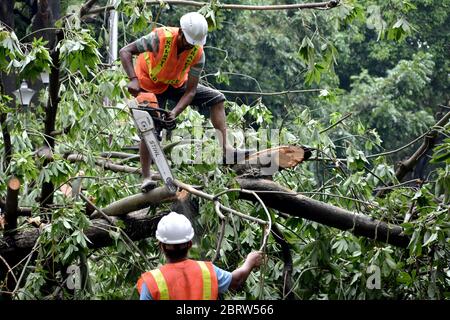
376, 110, 450, 197
0, 1, 15, 170
40, 30, 63, 209
236, 178, 410, 248
90, 186, 176, 218
31, 0, 56, 48
395, 111, 450, 181
0, 105, 12, 169
0, 199, 31, 217
271, 224, 294, 300
4, 176, 20, 232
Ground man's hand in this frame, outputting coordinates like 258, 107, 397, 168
245, 251, 264, 269
167, 110, 177, 122
165, 110, 177, 130
229, 251, 265, 291
127, 78, 141, 97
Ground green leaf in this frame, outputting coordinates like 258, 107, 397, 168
397, 272, 412, 285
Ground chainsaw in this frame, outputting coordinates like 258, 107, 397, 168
127, 98, 177, 194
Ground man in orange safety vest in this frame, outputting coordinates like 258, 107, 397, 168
120, 12, 254, 192
137, 212, 264, 300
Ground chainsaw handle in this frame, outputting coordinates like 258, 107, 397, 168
129, 106, 176, 130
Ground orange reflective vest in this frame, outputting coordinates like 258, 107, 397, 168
136, 259, 219, 300
135, 27, 203, 94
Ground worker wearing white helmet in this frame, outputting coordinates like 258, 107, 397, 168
120, 12, 255, 192
137, 212, 264, 300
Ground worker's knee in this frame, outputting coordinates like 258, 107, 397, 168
211, 101, 225, 114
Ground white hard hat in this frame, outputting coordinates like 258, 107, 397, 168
180, 12, 208, 46
156, 212, 194, 244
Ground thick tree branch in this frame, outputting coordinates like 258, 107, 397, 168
40, 30, 63, 208
394, 111, 450, 181
0, 199, 31, 217
0, 211, 163, 256
376, 111, 450, 197
90, 186, 176, 218
236, 178, 410, 248
79, 0, 99, 17
0, 80, 12, 168
271, 224, 294, 300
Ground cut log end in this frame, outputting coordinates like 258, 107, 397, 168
233, 145, 308, 177
8, 177, 21, 191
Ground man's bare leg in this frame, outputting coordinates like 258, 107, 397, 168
210, 101, 230, 152
210, 101, 255, 163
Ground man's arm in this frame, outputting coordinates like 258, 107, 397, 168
168, 74, 199, 121
229, 251, 264, 291
119, 42, 142, 96
167, 51, 204, 121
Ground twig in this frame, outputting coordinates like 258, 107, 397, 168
12, 237, 40, 297
367, 131, 429, 159
219, 89, 323, 96
9, 243, 42, 272
212, 217, 227, 264
174, 180, 267, 225
0, 255, 18, 285
214, 201, 225, 220
284, 266, 319, 299
374, 179, 423, 192
319, 113, 352, 134
87, 0, 340, 15
211, 188, 271, 299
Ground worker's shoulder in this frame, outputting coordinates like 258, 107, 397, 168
154, 26, 179, 35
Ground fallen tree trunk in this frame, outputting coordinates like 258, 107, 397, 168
236, 178, 410, 248
0, 211, 164, 256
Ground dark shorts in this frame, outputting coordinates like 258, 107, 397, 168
155, 83, 225, 117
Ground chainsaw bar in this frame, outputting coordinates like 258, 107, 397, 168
128, 99, 177, 194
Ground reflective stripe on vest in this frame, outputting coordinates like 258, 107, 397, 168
149, 269, 169, 300
144, 28, 173, 82
197, 261, 212, 300
149, 261, 214, 300
143, 28, 200, 85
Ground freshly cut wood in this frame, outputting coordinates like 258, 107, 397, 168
234, 146, 308, 176
236, 178, 410, 248
5, 176, 20, 231
245, 146, 305, 167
